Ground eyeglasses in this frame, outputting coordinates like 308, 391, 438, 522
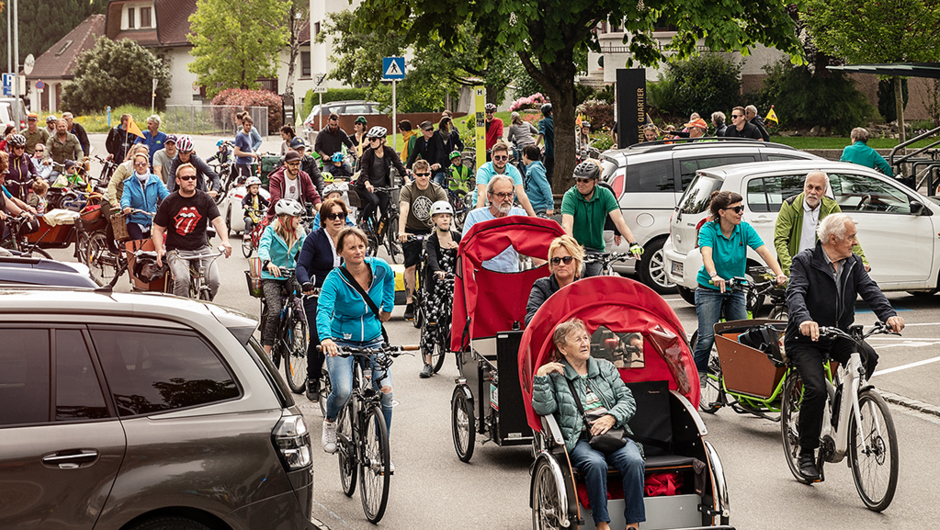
722, 206, 745, 213
286, 162, 301, 168
485, 111, 494, 115
415, 172, 431, 177
178, 175, 197, 181
493, 155, 509, 161
490, 191, 513, 200
576, 177, 595, 184
325, 212, 345, 221
550, 256, 574, 265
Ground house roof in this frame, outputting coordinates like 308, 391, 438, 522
106, 0, 197, 48
28, 14, 106, 80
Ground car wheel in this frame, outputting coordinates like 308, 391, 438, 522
637, 238, 675, 294
677, 286, 696, 305
128, 516, 212, 530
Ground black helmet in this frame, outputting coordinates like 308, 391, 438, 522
541, 103, 552, 116
133, 251, 168, 283
573, 161, 600, 180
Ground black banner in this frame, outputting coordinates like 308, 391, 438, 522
616, 69, 646, 148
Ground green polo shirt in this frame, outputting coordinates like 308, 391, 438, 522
561, 185, 619, 251
696, 220, 765, 289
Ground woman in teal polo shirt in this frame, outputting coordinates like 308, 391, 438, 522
693, 191, 786, 376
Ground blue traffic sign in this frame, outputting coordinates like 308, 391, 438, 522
2, 74, 13, 96
382, 57, 406, 81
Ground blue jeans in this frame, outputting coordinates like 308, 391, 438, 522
325, 339, 394, 433
693, 287, 747, 372
569, 439, 646, 525
432, 169, 448, 186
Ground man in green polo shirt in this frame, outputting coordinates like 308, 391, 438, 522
561, 161, 643, 276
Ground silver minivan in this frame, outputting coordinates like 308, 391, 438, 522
0, 289, 316, 530
0, 97, 29, 130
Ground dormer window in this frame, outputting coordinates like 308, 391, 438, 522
122, 2, 155, 30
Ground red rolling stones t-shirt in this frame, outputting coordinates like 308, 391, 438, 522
154, 190, 221, 251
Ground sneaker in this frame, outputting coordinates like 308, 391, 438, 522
305, 378, 320, 401
403, 302, 415, 321
419, 364, 433, 378
798, 452, 819, 481
322, 419, 337, 454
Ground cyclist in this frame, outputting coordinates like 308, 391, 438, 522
314, 113, 354, 171
121, 152, 169, 240
241, 176, 267, 236
132, 114, 166, 164
153, 163, 233, 299
289, 137, 325, 195
311, 183, 354, 228
575, 121, 592, 157
462, 175, 527, 273
521, 145, 553, 217
318, 227, 396, 454
233, 115, 262, 179
351, 115, 368, 158
105, 113, 136, 163
420, 200, 461, 378
406, 121, 448, 184
259, 199, 307, 359
0, 151, 35, 239
561, 161, 643, 276
397, 159, 447, 321
483, 103, 503, 161
266, 150, 322, 221
107, 144, 151, 210
535, 103, 554, 183
446, 150, 472, 196
6, 134, 40, 201
297, 197, 349, 400
152, 134, 178, 185
439, 115, 463, 155
206, 139, 232, 165
693, 190, 785, 378
23, 113, 49, 155
525, 235, 583, 325
167, 136, 221, 197
472, 141, 536, 216
355, 126, 407, 230
785, 213, 903, 481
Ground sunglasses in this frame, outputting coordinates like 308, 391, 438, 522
576, 177, 595, 184
493, 155, 509, 161
369, 137, 382, 142
325, 212, 345, 221
133, 162, 148, 168
722, 206, 745, 214
178, 175, 197, 181
731, 114, 742, 119
490, 191, 513, 200
414, 172, 431, 177
551, 256, 574, 265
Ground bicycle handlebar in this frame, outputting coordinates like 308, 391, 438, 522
176, 246, 227, 261
819, 321, 900, 343
316, 344, 419, 356
583, 252, 632, 265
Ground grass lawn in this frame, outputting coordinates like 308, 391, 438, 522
769, 136, 938, 150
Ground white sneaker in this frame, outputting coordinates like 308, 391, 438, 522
322, 419, 337, 454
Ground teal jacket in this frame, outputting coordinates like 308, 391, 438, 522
531, 357, 637, 453
316, 257, 395, 343
258, 224, 305, 280
840, 141, 893, 177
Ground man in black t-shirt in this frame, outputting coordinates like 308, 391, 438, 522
153, 163, 233, 299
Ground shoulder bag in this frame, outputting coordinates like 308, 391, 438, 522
566, 378, 628, 453
339, 265, 390, 345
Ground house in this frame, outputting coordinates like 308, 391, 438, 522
26, 0, 314, 114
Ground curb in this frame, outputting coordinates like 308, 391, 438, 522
310, 517, 330, 530
880, 390, 940, 419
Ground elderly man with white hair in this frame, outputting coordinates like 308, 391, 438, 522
744, 105, 770, 141
462, 174, 527, 272
840, 127, 894, 176
784, 212, 904, 482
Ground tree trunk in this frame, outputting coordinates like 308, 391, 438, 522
895, 76, 906, 145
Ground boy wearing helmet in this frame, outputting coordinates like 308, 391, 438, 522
447, 150, 471, 195
397, 159, 447, 320
207, 139, 232, 166
419, 199, 461, 378
242, 176, 268, 235
327, 151, 353, 179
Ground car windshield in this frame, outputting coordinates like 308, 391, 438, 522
678, 174, 723, 214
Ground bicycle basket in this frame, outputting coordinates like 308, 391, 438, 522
245, 270, 263, 298
111, 212, 131, 241
738, 324, 786, 366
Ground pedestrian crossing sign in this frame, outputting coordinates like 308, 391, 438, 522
382, 57, 406, 80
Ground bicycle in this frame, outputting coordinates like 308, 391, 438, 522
780, 322, 900, 511
241, 214, 266, 258
93, 155, 118, 190
404, 234, 430, 329
442, 175, 473, 231
258, 267, 310, 394
167, 246, 226, 301
87, 209, 156, 287
318, 343, 417, 523
0, 213, 53, 259
582, 251, 632, 276
420, 271, 454, 374
356, 185, 402, 263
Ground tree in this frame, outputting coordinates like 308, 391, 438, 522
804, 0, 940, 142
0, 0, 106, 71
60, 36, 170, 114
283, 0, 309, 96
187, 0, 289, 98
356, 0, 801, 191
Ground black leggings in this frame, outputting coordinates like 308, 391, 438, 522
357, 187, 389, 227
304, 294, 323, 380
261, 278, 302, 347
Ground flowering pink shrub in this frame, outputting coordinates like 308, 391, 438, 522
211, 89, 283, 132
509, 92, 548, 112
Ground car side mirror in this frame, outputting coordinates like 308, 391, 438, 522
911, 199, 932, 216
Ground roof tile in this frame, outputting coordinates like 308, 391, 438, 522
28, 14, 106, 80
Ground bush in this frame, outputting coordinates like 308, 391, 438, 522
754, 60, 876, 135
877, 79, 909, 123
576, 99, 614, 131
647, 54, 741, 120
211, 89, 283, 133
509, 92, 548, 112
575, 84, 596, 106
301, 87, 372, 119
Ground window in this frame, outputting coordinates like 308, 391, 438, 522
625, 161, 673, 193
828, 173, 912, 214
678, 175, 723, 215
55, 40, 73, 56
140, 6, 152, 28
56, 330, 109, 421
591, 326, 644, 369
301, 51, 311, 77
765, 154, 805, 161
127, 7, 136, 29
678, 155, 755, 191
745, 174, 806, 212
91, 328, 240, 417
0, 329, 50, 426
314, 22, 320, 38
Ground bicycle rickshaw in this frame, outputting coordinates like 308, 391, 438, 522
449, 216, 565, 462
520, 276, 734, 530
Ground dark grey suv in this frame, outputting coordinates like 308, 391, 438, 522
0, 289, 316, 530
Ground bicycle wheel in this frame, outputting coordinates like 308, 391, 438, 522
283, 306, 309, 394
358, 404, 391, 523
318, 368, 331, 417
849, 390, 898, 511
532, 457, 573, 530
690, 331, 722, 414
241, 233, 253, 258
432, 327, 449, 374
780, 370, 812, 484
337, 402, 357, 497
451, 385, 475, 462
86, 232, 119, 285
384, 216, 402, 264
769, 304, 789, 321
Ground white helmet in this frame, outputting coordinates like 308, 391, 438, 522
245, 176, 262, 187
430, 200, 453, 217
323, 182, 347, 197
275, 199, 304, 217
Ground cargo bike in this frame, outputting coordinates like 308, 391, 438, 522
520, 276, 734, 530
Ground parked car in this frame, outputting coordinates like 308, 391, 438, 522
0, 252, 97, 287
303, 100, 383, 128
596, 138, 823, 293
663, 160, 940, 305
0, 289, 316, 530
0, 97, 29, 130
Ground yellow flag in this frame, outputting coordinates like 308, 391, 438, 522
765, 106, 779, 125
127, 117, 144, 138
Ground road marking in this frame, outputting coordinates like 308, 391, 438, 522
868, 337, 940, 341
871, 355, 940, 377
886, 322, 940, 327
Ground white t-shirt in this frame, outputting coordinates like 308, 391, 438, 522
283, 175, 301, 203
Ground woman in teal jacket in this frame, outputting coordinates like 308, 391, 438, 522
318, 226, 396, 455
531, 319, 645, 530
259, 199, 306, 358
121, 152, 169, 239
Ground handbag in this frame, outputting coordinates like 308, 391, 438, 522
339, 265, 390, 345
566, 378, 628, 453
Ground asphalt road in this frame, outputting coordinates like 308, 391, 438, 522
45, 134, 940, 529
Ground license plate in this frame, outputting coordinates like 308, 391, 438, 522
671, 261, 684, 277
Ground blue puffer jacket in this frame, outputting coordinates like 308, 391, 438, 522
317, 257, 395, 343
524, 160, 554, 212
258, 223, 306, 280
532, 357, 637, 453
120, 173, 169, 226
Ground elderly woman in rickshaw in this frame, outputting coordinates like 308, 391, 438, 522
525, 235, 584, 326
531, 318, 645, 530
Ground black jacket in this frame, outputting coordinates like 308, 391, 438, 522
301, 154, 325, 194
105, 126, 137, 162
749, 115, 770, 141
714, 124, 727, 137
785, 242, 897, 346
526, 274, 562, 326
167, 154, 220, 193
406, 133, 448, 169
357, 146, 407, 188
724, 121, 763, 141
296, 228, 337, 288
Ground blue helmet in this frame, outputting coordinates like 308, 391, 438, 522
332, 152, 344, 163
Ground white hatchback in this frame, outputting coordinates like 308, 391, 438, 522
663, 160, 940, 305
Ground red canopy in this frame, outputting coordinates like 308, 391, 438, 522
450, 216, 566, 351
518, 276, 699, 432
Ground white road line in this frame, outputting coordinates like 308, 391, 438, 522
867, 337, 940, 341
871, 355, 940, 377
887, 322, 940, 327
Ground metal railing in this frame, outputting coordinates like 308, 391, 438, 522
163, 105, 269, 137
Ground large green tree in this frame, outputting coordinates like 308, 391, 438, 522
187, 0, 289, 98
804, 0, 940, 142
60, 36, 170, 113
357, 0, 801, 191
0, 0, 107, 71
